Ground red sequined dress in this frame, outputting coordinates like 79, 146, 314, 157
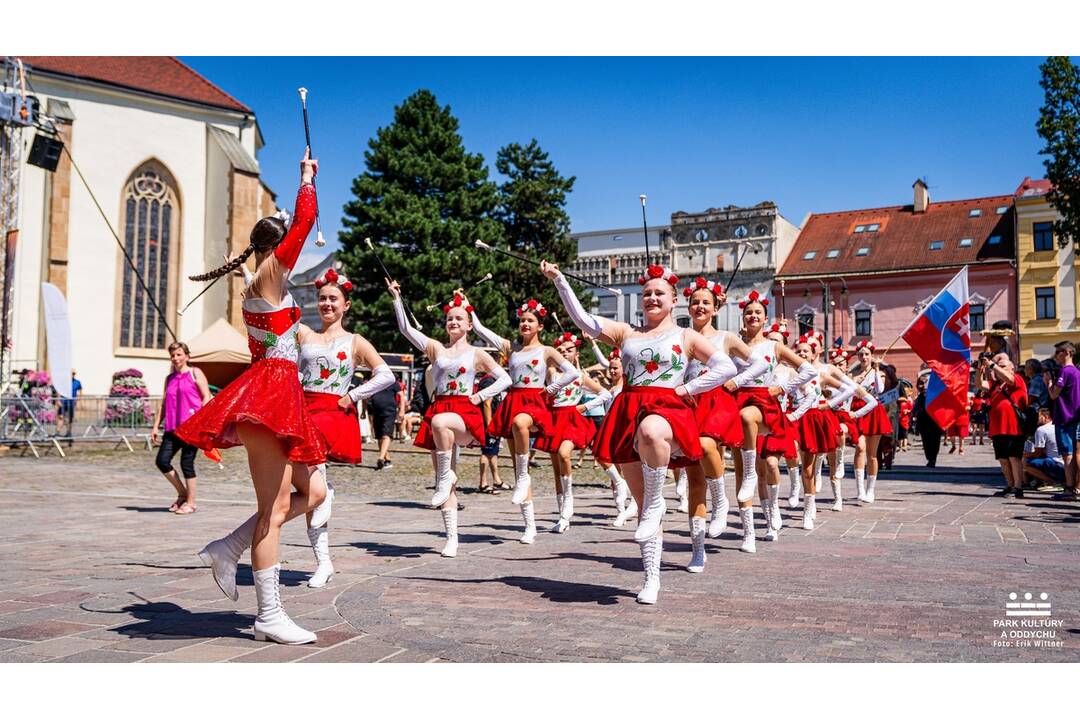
176, 184, 326, 465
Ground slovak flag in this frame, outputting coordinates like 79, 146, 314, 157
901, 267, 971, 430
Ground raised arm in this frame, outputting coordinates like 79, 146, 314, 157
591, 340, 611, 369
541, 260, 630, 346
387, 280, 436, 357
467, 298, 511, 356
272, 158, 318, 271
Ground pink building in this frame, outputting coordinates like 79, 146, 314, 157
775, 180, 1016, 382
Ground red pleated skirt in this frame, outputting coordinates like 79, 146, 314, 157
835, 409, 862, 445
798, 407, 841, 454
304, 392, 361, 464
694, 386, 744, 446
414, 394, 487, 450
176, 358, 326, 465
735, 386, 784, 437
851, 397, 893, 436
535, 405, 597, 452
592, 386, 702, 469
486, 387, 554, 439
758, 411, 797, 457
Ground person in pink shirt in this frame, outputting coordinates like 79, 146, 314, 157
151, 341, 212, 514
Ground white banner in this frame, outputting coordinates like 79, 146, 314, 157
41, 282, 73, 398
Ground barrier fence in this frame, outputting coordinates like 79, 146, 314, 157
0, 394, 161, 457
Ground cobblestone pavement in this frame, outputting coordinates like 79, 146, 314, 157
1, 440, 1077, 662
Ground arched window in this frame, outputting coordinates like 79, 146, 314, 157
116, 162, 180, 351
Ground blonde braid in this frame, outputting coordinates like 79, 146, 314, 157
189, 243, 256, 282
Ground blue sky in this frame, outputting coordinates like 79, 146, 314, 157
182, 57, 1052, 267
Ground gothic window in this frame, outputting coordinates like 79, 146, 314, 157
117, 162, 180, 351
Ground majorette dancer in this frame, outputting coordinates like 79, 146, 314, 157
731, 292, 818, 552
592, 342, 638, 526
533, 331, 610, 533
851, 340, 894, 503
826, 347, 861, 511
542, 259, 739, 605
756, 321, 802, 533
786, 334, 878, 529
387, 282, 511, 556
294, 266, 394, 587
681, 277, 760, 569
468, 297, 580, 540
177, 152, 328, 645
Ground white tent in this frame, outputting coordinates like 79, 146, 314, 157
187, 318, 251, 388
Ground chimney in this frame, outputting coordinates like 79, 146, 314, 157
913, 178, 930, 214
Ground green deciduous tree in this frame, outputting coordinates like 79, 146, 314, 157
1037, 56, 1080, 247
338, 90, 507, 351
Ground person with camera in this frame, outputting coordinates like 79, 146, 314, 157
977, 352, 1028, 498
1046, 341, 1080, 501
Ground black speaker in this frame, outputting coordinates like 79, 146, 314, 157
27, 133, 64, 172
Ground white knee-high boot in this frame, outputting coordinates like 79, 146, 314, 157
865, 475, 878, 503
253, 564, 316, 645
440, 506, 458, 557
309, 464, 334, 528
738, 449, 758, 502
561, 475, 574, 519
707, 475, 729, 538
676, 469, 689, 513
431, 450, 457, 507
607, 465, 628, 507
519, 501, 537, 544
687, 515, 706, 572
787, 464, 802, 508
739, 505, 756, 553
511, 454, 532, 505
767, 483, 782, 532
803, 494, 816, 530
198, 513, 258, 601
636, 533, 663, 604
306, 526, 334, 587
833, 446, 846, 481
855, 468, 867, 501
634, 462, 669, 541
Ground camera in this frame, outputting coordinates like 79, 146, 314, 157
978, 351, 994, 364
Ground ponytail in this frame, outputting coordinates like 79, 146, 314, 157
187, 214, 287, 283
189, 243, 256, 282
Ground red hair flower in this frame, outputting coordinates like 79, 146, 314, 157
517, 299, 547, 318
855, 340, 876, 352
315, 267, 352, 294
558, 332, 581, 347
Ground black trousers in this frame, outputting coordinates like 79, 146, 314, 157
920, 422, 943, 467
156, 431, 198, 479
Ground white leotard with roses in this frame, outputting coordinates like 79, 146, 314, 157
685, 331, 734, 378
620, 329, 689, 389
732, 340, 779, 387
508, 347, 546, 389
431, 348, 477, 397
298, 333, 355, 396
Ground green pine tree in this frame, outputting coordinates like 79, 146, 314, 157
1037, 56, 1080, 247
492, 139, 579, 345
338, 90, 508, 351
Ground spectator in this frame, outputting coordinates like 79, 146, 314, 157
476, 373, 510, 494
946, 393, 971, 456
1024, 359, 1049, 409
60, 369, 82, 435
970, 392, 988, 445
402, 384, 426, 440
978, 352, 1028, 499
367, 377, 400, 470
151, 342, 212, 514
1023, 407, 1065, 491
913, 375, 943, 468
897, 386, 913, 452
1047, 340, 1080, 501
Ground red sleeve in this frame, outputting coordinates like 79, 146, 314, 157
273, 184, 317, 270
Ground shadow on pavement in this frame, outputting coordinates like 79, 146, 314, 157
79, 596, 252, 640
348, 540, 433, 558
367, 500, 430, 510
118, 506, 173, 513
396, 574, 633, 605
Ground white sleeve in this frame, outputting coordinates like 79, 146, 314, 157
851, 393, 879, 419
545, 359, 581, 395
731, 355, 770, 388
241, 263, 254, 286
394, 297, 431, 352
580, 388, 612, 411
683, 350, 738, 395
872, 370, 885, 394
347, 364, 395, 404
827, 377, 858, 409
477, 364, 511, 401
788, 384, 817, 421
780, 362, 817, 395
470, 310, 508, 352
554, 274, 603, 338
592, 340, 610, 369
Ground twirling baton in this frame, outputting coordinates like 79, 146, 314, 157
473, 240, 622, 295
365, 237, 422, 329
425, 273, 493, 312
298, 87, 326, 247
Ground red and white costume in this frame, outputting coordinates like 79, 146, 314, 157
487, 347, 555, 438
177, 185, 325, 465
535, 372, 595, 453
414, 349, 488, 450
732, 340, 786, 437
790, 369, 841, 454
686, 333, 744, 447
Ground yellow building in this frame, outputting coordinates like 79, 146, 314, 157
1015, 177, 1080, 361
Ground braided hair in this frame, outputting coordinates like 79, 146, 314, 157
189, 216, 287, 282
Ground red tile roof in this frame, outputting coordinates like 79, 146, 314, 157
1015, 176, 1053, 198
20, 56, 250, 113
777, 194, 1015, 279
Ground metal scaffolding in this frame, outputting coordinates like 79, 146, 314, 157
0, 57, 30, 390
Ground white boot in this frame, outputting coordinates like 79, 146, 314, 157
616, 496, 639, 528
519, 501, 537, 544
855, 469, 867, 502
676, 469, 689, 513
551, 494, 569, 533
767, 483, 782, 531
309, 466, 333, 529
707, 475, 729, 538
252, 564, 316, 645
431, 450, 457, 507
561, 475, 575, 520
738, 449, 758, 502
831, 478, 843, 512
787, 465, 802, 508
833, 446, 846, 481
739, 506, 757, 553
607, 466, 628, 507
634, 462, 669, 541
814, 456, 825, 490
865, 475, 877, 503
687, 515, 706, 573
636, 533, 662, 604
511, 454, 532, 505
440, 506, 458, 557
763, 497, 779, 542
306, 526, 334, 588
803, 494, 816, 530
198, 513, 257, 601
